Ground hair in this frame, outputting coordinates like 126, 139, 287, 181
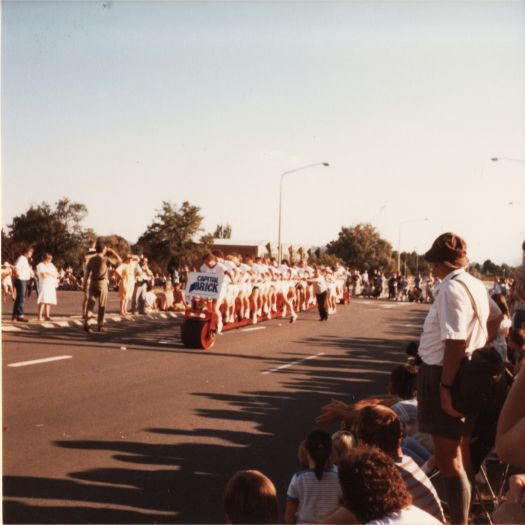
223, 470, 279, 524
212, 249, 224, 259
41, 252, 52, 262
492, 293, 510, 318
331, 430, 355, 465
390, 364, 418, 400
305, 429, 332, 480
95, 241, 106, 254
338, 447, 411, 524
21, 244, 34, 255
297, 439, 309, 469
356, 405, 402, 455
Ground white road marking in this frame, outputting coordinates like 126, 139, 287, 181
159, 313, 168, 319
111, 317, 123, 322
262, 352, 326, 375
8, 355, 72, 368
381, 305, 394, 309
42, 322, 55, 328
168, 312, 178, 318
54, 321, 69, 327
241, 326, 267, 332
73, 320, 84, 326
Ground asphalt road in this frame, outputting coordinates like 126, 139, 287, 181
2, 292, 429, 524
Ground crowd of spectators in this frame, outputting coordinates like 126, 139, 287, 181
220, 236, 525, 525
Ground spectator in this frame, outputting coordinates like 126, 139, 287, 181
173, 282, 187, 311
356, 405, 444, 522
326, 447, 442, 524
12, 245, 34, 322
285, 429, 341, 524
116, 254, 138, 316
132, 256, 153, 314
331, 430, 355, 466
417, 233, 503, 525
491, 293, 512, 362
156, 281, 175, 311
83, 242, 121, 332
36, 253, 59, 321
143, 283, 158, 313
2, 262, 15, 301
223, 470, 279, 524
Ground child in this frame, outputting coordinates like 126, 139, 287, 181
331, 430, 355, 466
223, 469, 279, 524
285, 429, 342, 524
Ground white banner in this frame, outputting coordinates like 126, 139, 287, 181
185, 272, 224, 300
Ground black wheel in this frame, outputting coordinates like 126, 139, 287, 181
181, 320, 216, 349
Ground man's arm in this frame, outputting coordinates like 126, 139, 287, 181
440, 339, 467, 418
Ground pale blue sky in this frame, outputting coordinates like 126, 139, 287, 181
2, 1, 525, 264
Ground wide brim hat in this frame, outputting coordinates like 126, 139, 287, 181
424, 232, 468, 269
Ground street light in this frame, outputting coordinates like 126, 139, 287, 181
277, 162, 330, 264
491, 157, 525, 164
397, 218, 428, 273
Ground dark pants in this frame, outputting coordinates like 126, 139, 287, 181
13, 279, 28, 319
316, 291, 328, 320
85, 286, 108, 327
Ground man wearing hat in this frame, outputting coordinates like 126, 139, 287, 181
417, 233, 502, 525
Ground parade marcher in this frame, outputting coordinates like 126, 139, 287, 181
417, 232, 503, 525
83, 242, 121, 332
36, 252, 59, 321
308, 267, 328, 321
12, 245, 34, 322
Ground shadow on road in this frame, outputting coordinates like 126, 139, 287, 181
4, 314, 425, 523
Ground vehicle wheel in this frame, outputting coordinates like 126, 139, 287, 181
181, 320, 216, 349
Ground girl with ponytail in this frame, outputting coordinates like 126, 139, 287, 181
285, 429, 342, 524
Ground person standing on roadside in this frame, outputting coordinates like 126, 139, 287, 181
83, 241, 121, 332
417, 233, 503, 525
82, 240, 97, 318
132, 256, 154, 314
308, 267, 328, 321
12, 245, 34, 322
36, 252, 59, 321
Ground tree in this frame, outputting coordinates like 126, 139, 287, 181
97, 235, 131, 257
137, 201, 209, 268
213, 223, 232, 239
8, 198, 91, 270
326, 223, 394, 272
482, 259, 499, 276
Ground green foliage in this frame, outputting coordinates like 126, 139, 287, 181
97, 235, 131, 257
213, 223, 232, 239
8, 198, 90, 270
309, 251, 344, 267
137, 201, 207, 268
326, 223, 394, 272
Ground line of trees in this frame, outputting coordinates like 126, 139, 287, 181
1, 197, 517, 278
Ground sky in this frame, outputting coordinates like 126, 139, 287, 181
2, 0, 525, 265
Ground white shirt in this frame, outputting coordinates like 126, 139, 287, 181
366, 505, 441, 525
14, 255, 33, 281
419, 268, 501, 366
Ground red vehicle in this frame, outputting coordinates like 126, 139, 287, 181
181, 288, 350, 350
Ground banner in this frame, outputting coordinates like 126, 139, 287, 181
185, 272, 224, 300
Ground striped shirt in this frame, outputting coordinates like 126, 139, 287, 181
287, 467, 342, 524
396, 455, 444, 523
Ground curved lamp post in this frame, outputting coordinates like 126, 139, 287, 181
491, 157, 525, 165
278, 162, 330, 264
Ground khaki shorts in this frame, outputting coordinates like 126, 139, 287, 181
417, 363, 475, 441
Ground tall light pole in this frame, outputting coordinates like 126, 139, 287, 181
277, 162, 330, 264
397, 218, 428, 273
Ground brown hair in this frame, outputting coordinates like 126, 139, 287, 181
390, 364, 418, 400
356, 405, 403, 455
338, 446, 411, 523
331, 431, 355, 465
224, 470, 279, 524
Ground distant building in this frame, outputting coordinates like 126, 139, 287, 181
208, 239, 314, 260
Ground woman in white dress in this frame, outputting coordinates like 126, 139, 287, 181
36, 253, 58, 321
